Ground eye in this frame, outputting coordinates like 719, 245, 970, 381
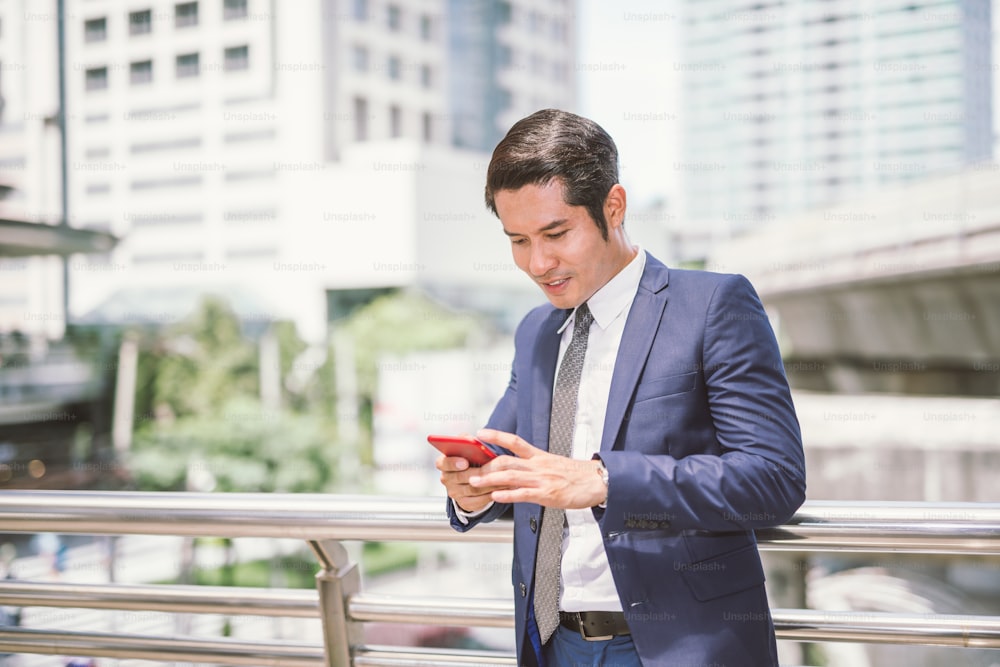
546, 230, 567, 240
511, 237, 527, 246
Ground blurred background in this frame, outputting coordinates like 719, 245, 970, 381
0, 0, 998, 665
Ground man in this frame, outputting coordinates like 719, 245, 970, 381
436, 109, 806, 667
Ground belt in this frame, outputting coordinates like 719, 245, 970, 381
558, 610, 631, 641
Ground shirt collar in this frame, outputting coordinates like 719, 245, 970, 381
558, 246, 646, 334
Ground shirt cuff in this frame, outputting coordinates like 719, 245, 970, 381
452, 499, 494, 524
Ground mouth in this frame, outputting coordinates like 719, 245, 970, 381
540, 277, 570, 294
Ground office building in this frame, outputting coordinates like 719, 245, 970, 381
678, 0, 993, 239
0, 0, 578, 340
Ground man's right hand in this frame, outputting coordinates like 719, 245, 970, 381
436, 455, 503, 513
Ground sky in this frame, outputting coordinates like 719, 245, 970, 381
575, 1, 680, 209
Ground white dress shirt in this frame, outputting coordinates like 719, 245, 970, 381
557, 246, 645, 612
454, 247, 646, 612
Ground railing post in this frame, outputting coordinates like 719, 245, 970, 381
310, 539, 362, 667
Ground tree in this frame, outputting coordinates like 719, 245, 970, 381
129, 297, 337, 493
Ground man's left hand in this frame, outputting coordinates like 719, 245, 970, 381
470, 428, 607, 509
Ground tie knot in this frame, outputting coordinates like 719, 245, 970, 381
573, 303, 593, 336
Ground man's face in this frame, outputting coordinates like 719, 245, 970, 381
494, 180, 624, 310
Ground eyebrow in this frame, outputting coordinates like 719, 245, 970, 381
502, 219, 568, 237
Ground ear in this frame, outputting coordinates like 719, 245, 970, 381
604, 184, 627, 230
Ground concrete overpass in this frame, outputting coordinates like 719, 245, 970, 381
710, 166, 1000, 396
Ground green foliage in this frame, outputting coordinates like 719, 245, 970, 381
342, 289, 483, 398
193, 553, 318, 589
129, 297, 337, 493
130, 396, 337, 492
361, 541, 421, 577
128, 290, 484, 494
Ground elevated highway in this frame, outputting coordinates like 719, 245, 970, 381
710, 166, 1000, 396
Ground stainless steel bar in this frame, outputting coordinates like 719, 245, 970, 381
0, 580, 320, 617
349, 594, 1000, 650
0, 628, 324, 666
349, 593, 514, 628
352, 645, 518, 666
772, 609, 1000, 648
0, 491, 510, 542
1, 492, 997, 666
1, 492, 998, 554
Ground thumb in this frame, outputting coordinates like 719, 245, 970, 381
477, 428, 540, 458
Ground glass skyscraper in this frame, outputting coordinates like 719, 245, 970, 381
678, 0, 993, 236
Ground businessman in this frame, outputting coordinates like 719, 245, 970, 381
436, 109, 806, 667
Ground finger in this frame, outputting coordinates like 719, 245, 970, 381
435, 455, 470, 472
469, 466, 537, 490
491, 486, 543, 505
477, 429, 541, 458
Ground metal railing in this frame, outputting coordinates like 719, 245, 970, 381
0, 491, 998, 665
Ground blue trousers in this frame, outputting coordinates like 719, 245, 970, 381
543, 625, 643, 667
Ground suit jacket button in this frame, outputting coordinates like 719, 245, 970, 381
530, 516, 538, 532
519, 582, 527, 597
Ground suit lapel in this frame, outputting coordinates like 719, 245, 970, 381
531, 308, 567, 452
601, 255, 671, 452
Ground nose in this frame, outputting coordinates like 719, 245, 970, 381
528, 243, 557, 278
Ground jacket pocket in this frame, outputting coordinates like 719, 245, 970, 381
634, 371, 697, 403
678, 543, 765, 602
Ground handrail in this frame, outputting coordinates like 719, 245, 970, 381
770, 609, 1000, 649
0, 580, 319, 616
0, 582, 1000, 652
3, 582, 999, 649
0, 628, 325, 666
1, 492, 999, 666
1, 492, 998, 554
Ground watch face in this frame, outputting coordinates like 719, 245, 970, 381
597, 461, 609, 485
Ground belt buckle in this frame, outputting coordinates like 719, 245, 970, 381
574, 612, 614, 642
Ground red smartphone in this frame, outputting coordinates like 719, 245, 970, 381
427, 434, 498, 467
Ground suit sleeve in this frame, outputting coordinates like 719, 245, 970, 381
598, 274, 806, 533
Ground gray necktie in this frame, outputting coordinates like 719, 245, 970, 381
533, 302, 594, 644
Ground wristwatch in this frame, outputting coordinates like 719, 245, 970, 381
595, 459, 609, 508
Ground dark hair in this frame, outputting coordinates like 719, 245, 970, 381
485, 109, 619, 240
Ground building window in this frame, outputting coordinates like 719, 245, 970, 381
419, 14, 433, 41
352, 0, 368, 22
497, 2, 512, 23
549, 61, 562, 82
224, 0, 248, 20
390, 105, 402, 138
224, 45, 249, 71
497, 88, 512, 110
422, 112, 432, 142
353, 97, 368, 141
130, 60, 153, 85
387, 4, 401, 31
497, 44, 512, 67
530, 53, 544, 76
129, 9, 152, 35
420, 64, 432, 89
528, 10, 541, 33
84, 17, 107, 43
175, 2, 198, 28
176, 52, 200, 78
352, 45, 368, 72
387, 55, 401, 81
551, 19, 566, 42
85, 66, 108, 91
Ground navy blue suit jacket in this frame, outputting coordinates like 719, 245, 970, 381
449, 253, 806, 666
